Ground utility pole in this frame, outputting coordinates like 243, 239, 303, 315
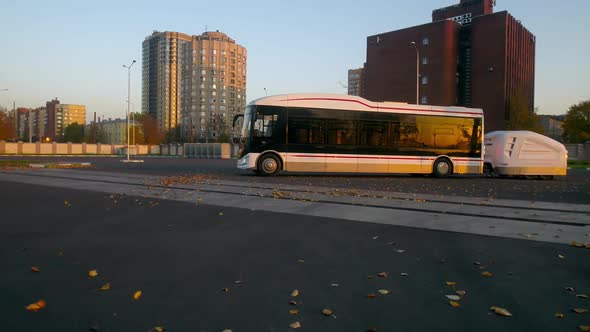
410, 41, 420, 104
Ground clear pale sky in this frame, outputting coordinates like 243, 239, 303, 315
0, 0, 588, 121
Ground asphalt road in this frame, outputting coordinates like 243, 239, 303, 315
2, 180, 589, 332
1, 156, 589, 204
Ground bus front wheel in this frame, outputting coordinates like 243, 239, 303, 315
257, 154, 281, 176
433, 159, 452, 178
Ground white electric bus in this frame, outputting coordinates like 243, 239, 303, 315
234, 94, 484, 177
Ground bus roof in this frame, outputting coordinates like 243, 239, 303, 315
249, 93, 483, 118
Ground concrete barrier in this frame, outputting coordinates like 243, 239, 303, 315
0, 141, 204, 157
22, 143, 37, 154
184, 143, 232, 159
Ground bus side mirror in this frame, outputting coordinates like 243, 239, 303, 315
233, 114, 243, 128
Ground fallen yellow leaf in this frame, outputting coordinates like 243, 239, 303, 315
99, 283, 111, 291
446, 281, 456, 286
481, 271, 493, 277
322, 308, 333, 316
449, 301, 460, 307
88, 270, 98, 278
289, 300, 297, 305
555, 312, 565, 318
289, 321, 301, 329
133, 290, 142, 300
153, 327, 165, 332
377, 272, 389, 278
572, 308, 589, 314
25, 300, 46, 312
31, 266, 40, 273
222, 288, 229, 293
579, 326, 590, 332
291, 289, 299, 297
378, 289, 390, 295
456, 290, 467, 297
367, 293, 377, 299
289, 309, 299, 315
490, 306, 512, 317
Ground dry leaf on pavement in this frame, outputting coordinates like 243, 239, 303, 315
554, 312, 565, 318
566, 287, 576, 292
31, 266, 40, 273
446, 295, 461, 301
456, 290, 467, 296
378, 289, 390, 295
449, 301, 460, 307
88, 270, 98, 278
572, 308, 589, 314
99, 283, 111, 291
25, 300, 46, 312
579, 326, 590, 332
289, 321, 301, 329
289, 309, 299, 315
291, 289, 299, 297
481, 271, 493, 277
133, 290, 142, 300
577, 294, 589, 299
322, 308, 333, 316
490, 306, 512, 317
446, 281, 456, 286
150, 327, 165, 332
367, 293, 377, 299
377, 272, 389, 278
222, 288, 229, 293
289, 300, 297, 305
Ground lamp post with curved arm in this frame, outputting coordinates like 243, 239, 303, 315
122, 60, 137, 162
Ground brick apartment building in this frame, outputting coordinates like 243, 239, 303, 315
354, 0, 535, 132
16, 99, 86, 142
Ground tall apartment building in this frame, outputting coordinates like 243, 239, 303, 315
347, 68, 365, 96
358, 0, 535, 132
55, 104, 86, 136
142, 30, 247, 141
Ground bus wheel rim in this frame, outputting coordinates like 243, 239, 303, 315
262, 158, 277, 173
437, 162, 449, 175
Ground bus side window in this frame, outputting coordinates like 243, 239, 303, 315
360, 121, 388, 146
288, 118, 325, 144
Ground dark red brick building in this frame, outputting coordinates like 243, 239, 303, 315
359, 0, 535, 132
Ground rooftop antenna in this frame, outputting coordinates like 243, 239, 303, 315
338, 82, 348, 89
264, 88, 268, 96
205, 24, 208, 32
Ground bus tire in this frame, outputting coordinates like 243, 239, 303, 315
257, 154, 281, 176
433, 158, 452, 178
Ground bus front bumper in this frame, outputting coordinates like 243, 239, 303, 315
237, 153, 258, 170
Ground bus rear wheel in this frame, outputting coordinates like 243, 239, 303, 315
257, 154, 281, 176
433, 159, 452, 178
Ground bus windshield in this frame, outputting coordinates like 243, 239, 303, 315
241, 106, 253, 142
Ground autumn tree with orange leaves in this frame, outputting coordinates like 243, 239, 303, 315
135, 113, 163, 145
0, 110, 17, 141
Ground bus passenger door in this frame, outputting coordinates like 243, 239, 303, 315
252, 107, 285, 155
286, 117, 326, 172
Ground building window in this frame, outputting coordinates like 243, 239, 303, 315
421, 96, 428, 104
422, 57, 429, 65
423, 37, 429, 45
421, 76, 429, 85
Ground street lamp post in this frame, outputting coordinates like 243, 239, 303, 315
121, 60, 142, 163
410, 42, 420, 105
